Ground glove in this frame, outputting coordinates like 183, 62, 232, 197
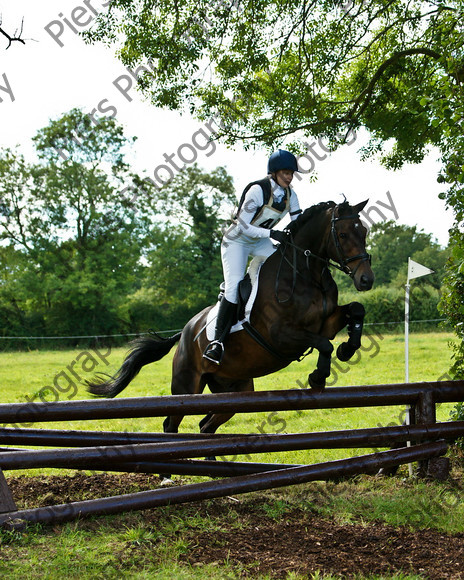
270, 230, 288, 244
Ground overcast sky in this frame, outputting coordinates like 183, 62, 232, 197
0, 0, 454, 247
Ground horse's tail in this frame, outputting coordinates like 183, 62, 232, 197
86, 331, 182, 398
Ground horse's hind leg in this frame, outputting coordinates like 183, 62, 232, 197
160, 368, 205, 481
199, 378, 254, 434
163, 368, 206, 434
200, 410, 236, 461
198, 412, 215, 432
336, 302, 366, 362
163, 415, 184, 434
198, 378, 254, 461
199, 411, 237, 434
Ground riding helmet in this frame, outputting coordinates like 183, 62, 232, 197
267, 149, 299, 174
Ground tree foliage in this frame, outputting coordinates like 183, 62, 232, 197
0, 109, 450, 345
334, 220, 448, 315
0, 111, 237, 344
128, 164, 236, 330
439, 229, 464, 378
366, 221, 447, 288
0, 110, 152, 339
86, 1, 463, 160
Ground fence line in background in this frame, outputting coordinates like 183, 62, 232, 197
0, 330, 182, 340
0, 319, 451, 341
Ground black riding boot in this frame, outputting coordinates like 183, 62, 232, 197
203, 298, 236, 365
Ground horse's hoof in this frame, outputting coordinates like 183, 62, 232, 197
336, 342, 355, 362
309, 384, 325, 392
307, 372, 326, 391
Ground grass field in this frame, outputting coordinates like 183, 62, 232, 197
0, 332, 463, 579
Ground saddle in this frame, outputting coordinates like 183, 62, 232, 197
217, 275, 253, 325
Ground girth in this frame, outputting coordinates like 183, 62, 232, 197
242, 321, 313, 363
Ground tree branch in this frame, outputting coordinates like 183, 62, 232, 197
212, 47, 445, 146
346, 48, 443, 125
0, 17, 26, 49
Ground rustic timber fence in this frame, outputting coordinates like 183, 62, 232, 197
0, 380, 463, 529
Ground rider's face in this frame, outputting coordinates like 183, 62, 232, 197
275, 170, 294, 188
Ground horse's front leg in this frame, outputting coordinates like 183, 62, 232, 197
336, 302, 366, 362
306, 302, 364, 390
308, 338, 334, 391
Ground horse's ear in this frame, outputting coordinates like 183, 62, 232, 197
354, 199, 369, 214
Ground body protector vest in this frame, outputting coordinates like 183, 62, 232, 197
235, 177, 291, 230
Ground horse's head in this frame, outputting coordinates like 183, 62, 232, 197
286, 199, 374, 291
326, 200, 374, 291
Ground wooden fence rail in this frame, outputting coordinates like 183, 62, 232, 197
0, 380, 463, 529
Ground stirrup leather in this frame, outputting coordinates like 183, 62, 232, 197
203, 340, 225, 364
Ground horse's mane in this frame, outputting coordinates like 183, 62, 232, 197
287, 201, 336, 235
287, 199, 358, 236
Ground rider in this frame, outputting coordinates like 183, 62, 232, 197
203, 149, 302, 365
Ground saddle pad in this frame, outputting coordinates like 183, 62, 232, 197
205, 257, 265, 341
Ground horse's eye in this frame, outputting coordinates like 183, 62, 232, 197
339, 232, 347, 239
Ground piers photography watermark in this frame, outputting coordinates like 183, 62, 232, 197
44, 1, 113, 48
0, 346, 112, 431
0, 73, 15, 104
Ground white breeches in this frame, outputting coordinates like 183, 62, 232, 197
221, 238, 277, 303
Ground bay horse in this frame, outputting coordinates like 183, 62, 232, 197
87, 199, 374, 435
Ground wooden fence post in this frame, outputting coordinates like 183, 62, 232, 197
415, 391, 449, 479
0, 469, 16, 513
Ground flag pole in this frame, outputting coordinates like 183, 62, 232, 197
405, 278, 410, 383
405, 257, 434, 477
405, 257, 434, 383
405, 264, 412, 476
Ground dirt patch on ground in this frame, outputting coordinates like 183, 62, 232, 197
4, 473, 464, 579
181, 513, 464, 579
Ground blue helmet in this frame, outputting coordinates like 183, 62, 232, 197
267, 149, 299, 174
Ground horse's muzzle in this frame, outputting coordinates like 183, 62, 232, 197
355, 271, 374, 291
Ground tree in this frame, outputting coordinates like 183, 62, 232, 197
0, 110, 153, 339
333, 220, 448, 295
438, 230, 464, 378
128, 164, 237, 330
0, 116, 238, 340
86, 2, 462, 158
366, 221, 447, 288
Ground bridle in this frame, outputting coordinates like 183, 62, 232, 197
329, 209, 372, 279
275, 204, 371, 302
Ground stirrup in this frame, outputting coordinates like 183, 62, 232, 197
203, 340, 225, 365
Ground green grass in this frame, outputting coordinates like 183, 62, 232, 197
0, 332, 463, 579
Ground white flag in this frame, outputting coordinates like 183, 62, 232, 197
407, 257, 434, 281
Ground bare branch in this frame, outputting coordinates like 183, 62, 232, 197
0, 17, 26, 49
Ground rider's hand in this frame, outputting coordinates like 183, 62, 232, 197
270, 230, 288, 244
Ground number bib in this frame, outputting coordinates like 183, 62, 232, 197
250, 194, 291, 230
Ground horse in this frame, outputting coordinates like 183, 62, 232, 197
87, 199, 374, 436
